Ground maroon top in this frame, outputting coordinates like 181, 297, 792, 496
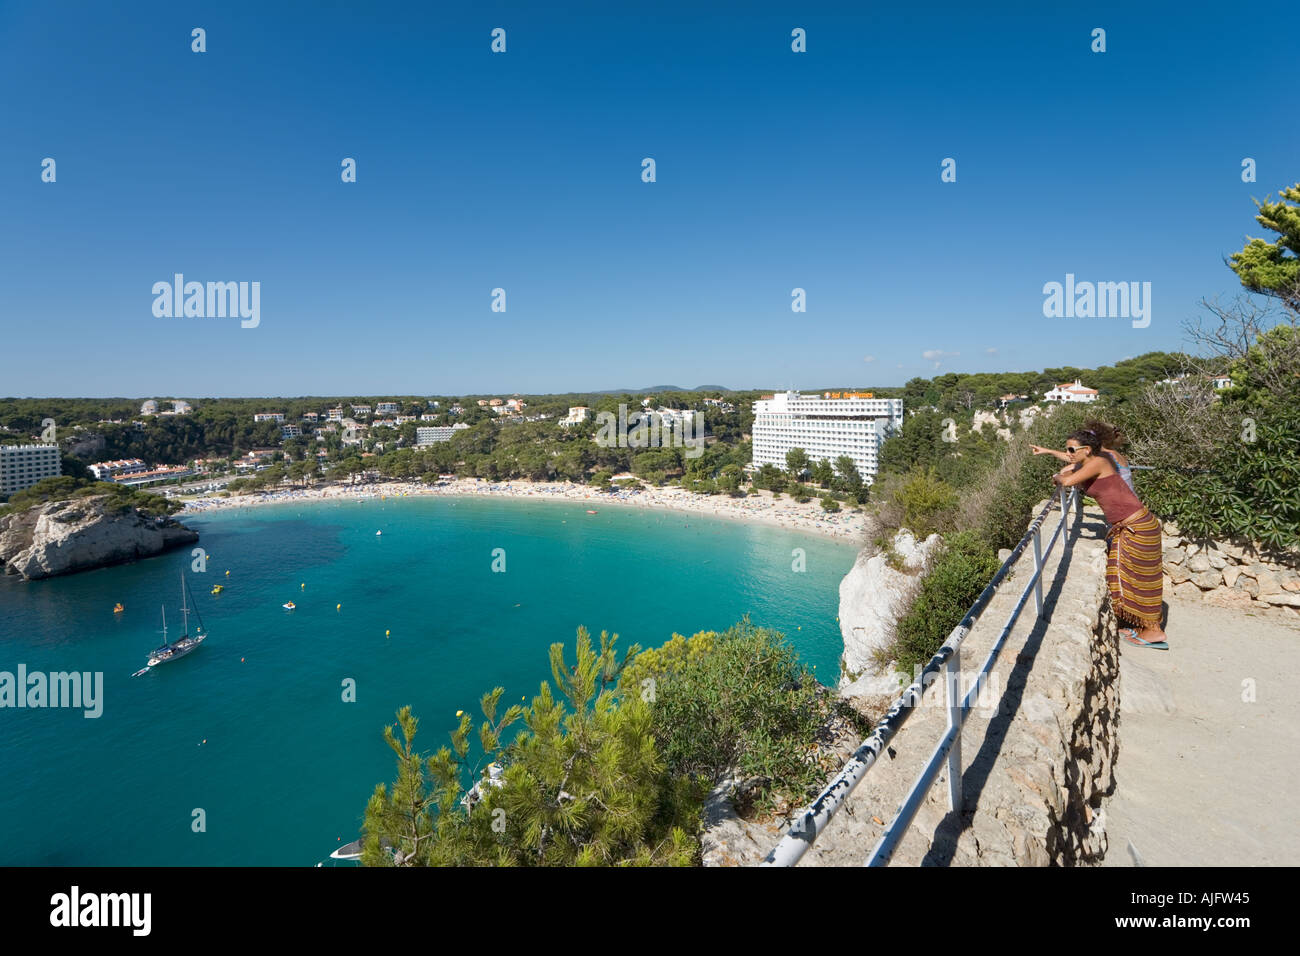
1081, 472, 1144, 526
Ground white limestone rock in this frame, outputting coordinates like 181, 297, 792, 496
837, 529, 942, 697
0, 495, 198, 580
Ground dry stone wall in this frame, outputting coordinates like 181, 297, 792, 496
1160, 522, 1300, 617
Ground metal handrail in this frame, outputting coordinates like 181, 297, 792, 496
762, 485, 1083, 867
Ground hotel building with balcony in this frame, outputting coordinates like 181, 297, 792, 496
1, 444, 63, 497
751, 390, 903, 483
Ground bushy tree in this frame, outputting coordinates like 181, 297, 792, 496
1229, 182, 1300, 311
361, 628, 702, 866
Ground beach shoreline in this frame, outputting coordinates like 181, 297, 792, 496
178, 478, 869, 541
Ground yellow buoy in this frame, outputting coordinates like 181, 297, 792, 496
301, 583, 305, 589
385, 629, 390, 637
225, 570, 230, 577
456, 710, 463, 717
337, 603, 342, 611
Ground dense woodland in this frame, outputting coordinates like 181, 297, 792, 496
0, 351, 1208, 502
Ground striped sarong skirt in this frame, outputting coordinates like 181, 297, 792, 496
1105, 508, 1163, 627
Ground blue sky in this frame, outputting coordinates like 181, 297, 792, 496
1, 0, 1295, 396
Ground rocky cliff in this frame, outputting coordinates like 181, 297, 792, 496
837, 529, 942, 697
0, 495, 198, 580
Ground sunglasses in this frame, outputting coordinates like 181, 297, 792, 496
1065, 446, 1085, 453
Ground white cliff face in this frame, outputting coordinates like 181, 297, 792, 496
0, 496, 198, 580
837, 529, 942, 697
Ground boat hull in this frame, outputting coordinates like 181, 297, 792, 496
147, 633, 206, 667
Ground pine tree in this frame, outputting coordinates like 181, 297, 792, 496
360, 628, 702, 866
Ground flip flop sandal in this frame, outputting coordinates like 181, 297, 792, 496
1120, 628, 1168, 650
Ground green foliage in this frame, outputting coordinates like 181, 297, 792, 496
0, 475, 181, 518
810, 459, 835, 487
630, 620, 837, 815
618, 630, 719, 694
819, 495, 840, 512
889, 468, 959, 538
1139, 417, 1300, 549
361, 628, 703, 866
892, 532, 1001, 677
784, 447, 809, 476
1229, 183, 1300, 310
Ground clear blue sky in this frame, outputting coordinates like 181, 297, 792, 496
1, 0, 1295, 396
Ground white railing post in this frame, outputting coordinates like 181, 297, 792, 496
1032, 523, 1044, 617
945, 646, 962, 811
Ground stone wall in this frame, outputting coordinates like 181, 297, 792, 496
1160, 521, 1300, 616
944, 504, 1118, 866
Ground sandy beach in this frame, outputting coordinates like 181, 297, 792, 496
178, 478, 869, 541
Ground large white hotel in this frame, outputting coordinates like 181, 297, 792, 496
751, 390, 903, 483
1, 444, 62, 497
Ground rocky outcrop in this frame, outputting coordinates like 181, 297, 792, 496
0, 495, 198, 580
971, 410, 1013, 442
1158, 523, 1300, 618
837, 529, 942, 697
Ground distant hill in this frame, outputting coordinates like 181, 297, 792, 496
593, 385, 735, 395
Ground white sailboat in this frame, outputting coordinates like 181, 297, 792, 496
133, 571, 207, 675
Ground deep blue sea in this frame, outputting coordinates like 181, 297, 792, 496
0, 494, 857, 865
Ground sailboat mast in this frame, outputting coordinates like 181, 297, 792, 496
180, 570, 190, 637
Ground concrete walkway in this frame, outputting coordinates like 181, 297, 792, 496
1101, 597, 1300, 866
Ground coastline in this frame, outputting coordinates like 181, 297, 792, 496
179, 478, 868, 541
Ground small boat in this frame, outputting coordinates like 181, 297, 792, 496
586, 510, 598, 515
113, 603, 124, 613
138, 571, 207, 672
375, 530, 382, 536
283, 601, 296, 610
330, 838, 363, 861
210, 585, 224, 594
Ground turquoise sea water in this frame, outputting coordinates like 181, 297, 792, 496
0, 495, 857, 865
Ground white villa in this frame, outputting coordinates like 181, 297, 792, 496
1043, 380, 1098, 403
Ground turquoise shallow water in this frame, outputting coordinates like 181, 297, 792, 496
0, 494, 857, 865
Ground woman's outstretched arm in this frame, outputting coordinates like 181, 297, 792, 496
1030, 444, 1070, 462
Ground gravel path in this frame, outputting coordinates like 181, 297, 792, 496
1100, 597, 1300, 866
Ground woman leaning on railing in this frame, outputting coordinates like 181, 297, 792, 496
1044, 429, 1170, 650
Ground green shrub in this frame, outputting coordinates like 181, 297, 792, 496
893, 468, 958, 538
1138, 415, 1300, 549
619, 630, 718, 694
632, 620, 832, 815
819, 495, 840, 512
891, 531, 1001, 678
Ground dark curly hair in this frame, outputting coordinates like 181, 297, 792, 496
1084, 420, 1125, 449
1067, 429, 1103, 456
